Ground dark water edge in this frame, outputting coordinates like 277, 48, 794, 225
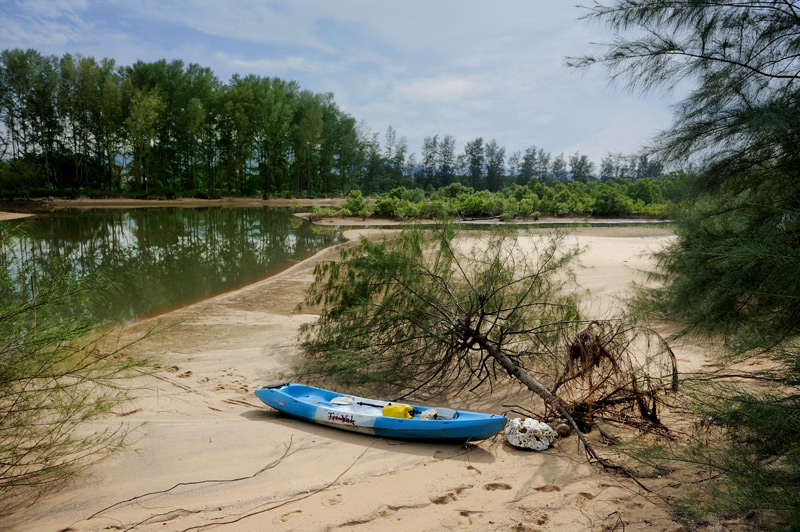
1, 207, 343, 323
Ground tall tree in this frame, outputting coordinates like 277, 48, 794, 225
126, 88, 164, 191
507, 150, 521, 184
569, 151, 595, 182
599, 154, 616, 181
420, 134, 439, 189
28, 53, 61, 187
252, 76, 296, 195
534, 148, 551, 179
291, 90, 324, 195
463, 137, 485, 189
382, 126, 408, 189
360, 128, 384, 194
93, 59, 124, 190
484, 138, 506, 191
437, 134, 456, 188
178, 63, 218, 192
331, 114, 362, 193
574, 1, 800, 526
551, 153, 567, 182
519, 146, 538, 184
0, 49, 37, 162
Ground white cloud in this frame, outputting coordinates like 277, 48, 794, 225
0, 0, 679, 165
395, 75, 482, 104
213, 52, 324, 75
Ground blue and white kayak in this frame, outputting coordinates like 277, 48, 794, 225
254, 383, 507, 442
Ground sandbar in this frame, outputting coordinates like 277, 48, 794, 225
7, 225, 699, 532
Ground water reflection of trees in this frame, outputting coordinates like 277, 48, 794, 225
3, 208, 340, 322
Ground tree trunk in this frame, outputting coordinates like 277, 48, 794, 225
486, 341, 652, 492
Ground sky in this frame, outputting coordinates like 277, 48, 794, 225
0, 0, 678, 166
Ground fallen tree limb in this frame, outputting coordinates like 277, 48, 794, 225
488, 343, 653, 493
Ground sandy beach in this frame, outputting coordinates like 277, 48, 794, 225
0, 197, 347, 222
4, 223, 704, 532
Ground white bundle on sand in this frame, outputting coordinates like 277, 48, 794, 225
504, 417, 555, 451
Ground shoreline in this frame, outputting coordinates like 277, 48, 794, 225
0, 196, 346, 220
6, 222, 697, 532
0, 196, 670, 229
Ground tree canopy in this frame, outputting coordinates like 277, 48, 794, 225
0, 48, 675, 199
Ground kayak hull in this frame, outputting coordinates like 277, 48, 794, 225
254, 383, 506, 442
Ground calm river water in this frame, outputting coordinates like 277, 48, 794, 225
1, 208, 342, 323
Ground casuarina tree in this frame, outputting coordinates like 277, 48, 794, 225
572, 1, 800, 527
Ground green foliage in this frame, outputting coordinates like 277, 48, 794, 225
626, 178, 661, 205
456, 190, 500, 217
431, 182, 474, 199
0, 49, 363, 197
0, 47, 687, 203
368, 177, 674, 222
422, 199, 455, 220
646, 186, 800, 359
592, 184, 634, 216
373, 196, 399, 217
308, 206, 337, 221
627, 382, 800, 529
579, 1, 800, 527
388, 186, 425, 203
0, 225, 141, 515
297, 224, 582, 395
340, 190, 370, 215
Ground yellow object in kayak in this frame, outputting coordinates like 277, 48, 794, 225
382, 403, 413, 418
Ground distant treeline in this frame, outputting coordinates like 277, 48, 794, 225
0, 47, 672, 200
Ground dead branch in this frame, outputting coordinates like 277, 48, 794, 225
544, 320, 678, 433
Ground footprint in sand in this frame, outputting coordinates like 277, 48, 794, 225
279, 509, 302, 522
178, 371, 192, 378
530, 510, 549, 525
517, 507, 550, 527
432, 492, 458, 505
431, 485, 473, 504
328, 494, 343, 506
483, 482, 512, 491
533, 484, 561, 492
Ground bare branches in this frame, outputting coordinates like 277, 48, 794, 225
548, 321, 678, 431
